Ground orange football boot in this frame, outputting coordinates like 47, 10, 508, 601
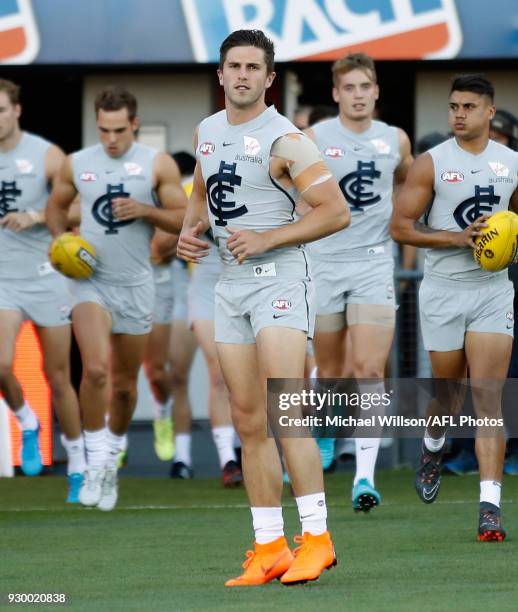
225, 536, 294, 586
280, 531, 337, 585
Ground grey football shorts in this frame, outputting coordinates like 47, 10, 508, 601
69, 275, 154, 335
0, 265, 71, 327
419, 276, 514, 351
188, 248, 220, 325
311, 256, 395, 315
153, 263, 174, 325
215, 277, 315, 344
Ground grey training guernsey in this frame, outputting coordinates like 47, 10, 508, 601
308, 118, 400, 260
0, 132, 52, 279
197, 105, 309, 278
73, 142, 158, 286
425, 138, 518, 283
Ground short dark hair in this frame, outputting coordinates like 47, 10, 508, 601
450, 74, 494, 102
219, 29, 275, 73
332, 53, 377, 86
0, 78, 20, 105
94, 87, 138, 120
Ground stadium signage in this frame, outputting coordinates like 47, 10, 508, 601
182, 0, 462, 61
0, 0, 39, 63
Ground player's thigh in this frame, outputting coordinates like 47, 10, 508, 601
36, 324, 72, 380
348, 321, 394, 377
256, 326, 307, 379
72, 302, 112, 371
465, 332, 512, 416
216, 343, 261, 403
312, 326, 347, 377
192, 319, 222, 380
169, 319, 197, 377
0, 309, 23, 370
465, 332, 513, 380
216, 342, 265, 435
145, 323, 171, 370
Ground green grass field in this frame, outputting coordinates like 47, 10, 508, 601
1, 470, 517, 611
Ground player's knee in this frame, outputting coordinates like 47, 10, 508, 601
472, 387, 503, 417
230, 398, 263, 439
317, 361, 343, 378
112, 386, 137, 407
353, 359, 384, 379
209, 368, 226, 393
83, 363, 109, 388
45, 368, 70, 397
171, 370, 188, 390
148, 364, 167, 388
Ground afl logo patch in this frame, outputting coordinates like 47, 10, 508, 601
272, 299, 292, 311
124, 162, 142, 176
324, 147, 344, 158
15, 159, 33, 173
80, 172, 97, 182
441, 170, 464, 183
199, 142, 215, 156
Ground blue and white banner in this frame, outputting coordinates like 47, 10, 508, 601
1, 0, 517, 64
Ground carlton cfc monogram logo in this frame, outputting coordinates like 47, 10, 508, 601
339, 161, 381, 210
92, 184, 133, 234
206, 161, 247, 227
453, 186, 500, 229
0, 181, 21, 217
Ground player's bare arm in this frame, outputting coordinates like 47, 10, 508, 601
46, 154, 79, 237
509, 187, 518, 214
391, 153, 487, 249
151, 228, 179, 263
226, 133, 350, 262
0, 144, 65, 233
111, 153, 186, 233
177, 161, 210, 264
393, 128, 414, 191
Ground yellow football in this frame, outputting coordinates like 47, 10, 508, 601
49, 232, 97, 279
473, 210, 518, 272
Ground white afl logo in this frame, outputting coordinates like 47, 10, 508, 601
272, 299, 292, 311
324, 147, 344, 158
441, 170, 464, 183
199, 142, 215, 156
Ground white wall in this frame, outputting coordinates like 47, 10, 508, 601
83, 73, 213, 152
415, 70, 518, 142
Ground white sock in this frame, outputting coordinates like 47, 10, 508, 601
212, 425, 236, 469
13, 402, 38, 431
174, 433, 192, 466
60, 434, 86, 475
154, 397, 172, 421
480, 480, 502, 507
251, 507, 284, 544
105, 428, 127, 469
84, 428, 107, 469
424, 429, 446, 453
295, 492, 327, 535
354, 438, 381, 486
